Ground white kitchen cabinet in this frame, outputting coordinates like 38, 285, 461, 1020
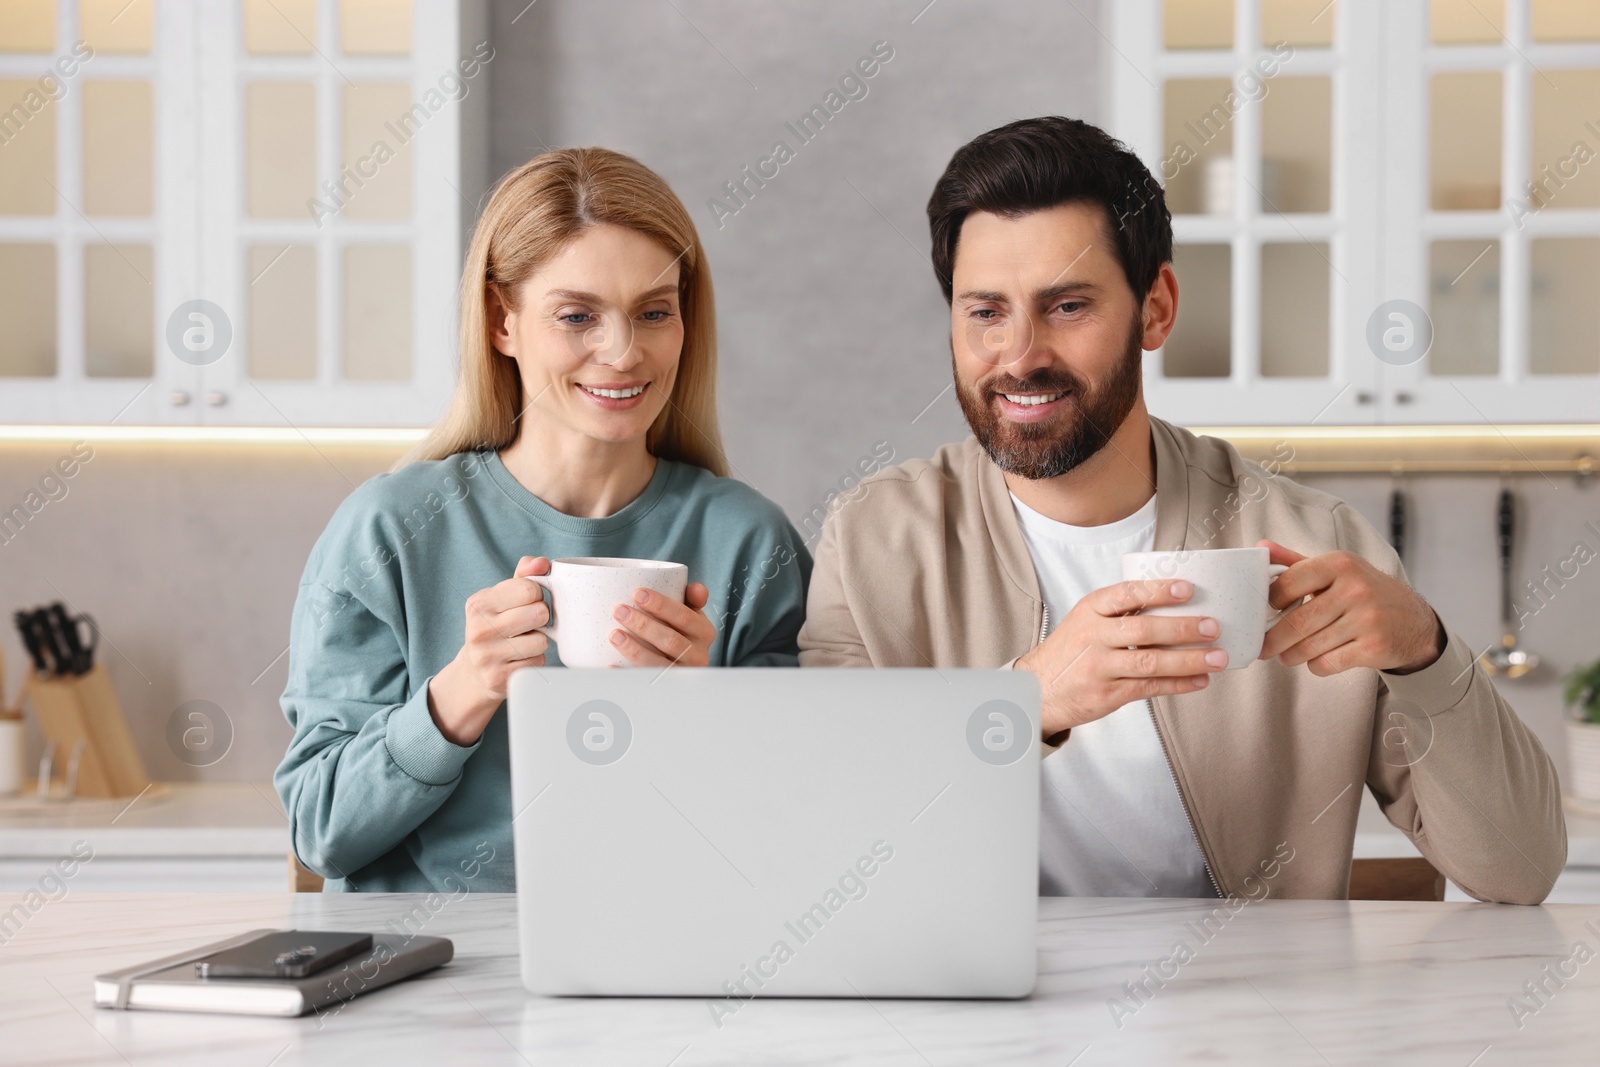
1113, 0, 1600, 426
0, 0, 483, 428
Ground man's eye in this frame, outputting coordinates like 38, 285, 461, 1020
1056, 302, 1085, 315
560, 313, 593, 325
972, 309, 999, 321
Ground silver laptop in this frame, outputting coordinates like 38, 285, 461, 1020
507, 668, 1039, 999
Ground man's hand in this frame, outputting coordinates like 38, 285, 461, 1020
1257, 540, 1444, 676
1017, 579, 1230, 740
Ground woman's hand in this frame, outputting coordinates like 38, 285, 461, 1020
609, 582, 717, 668
428, 555, 551, 745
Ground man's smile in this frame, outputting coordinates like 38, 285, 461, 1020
993, 388, 1073, 421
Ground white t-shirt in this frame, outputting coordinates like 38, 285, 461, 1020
1011, 492, 1216, 898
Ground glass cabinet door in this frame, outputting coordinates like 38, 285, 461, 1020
0, 0, 189, 423
1383, 0, 1600, 422
1113, 0, 1385, 427
196, 0, 458, 427
1116, 0, 1600, 426
0, 0, 464, 427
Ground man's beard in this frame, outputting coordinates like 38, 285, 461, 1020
954, 314, 1144, 481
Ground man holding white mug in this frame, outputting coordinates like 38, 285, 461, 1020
798, 117, 1565, 905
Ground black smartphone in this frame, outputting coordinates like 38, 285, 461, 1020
194, 931, 374, 979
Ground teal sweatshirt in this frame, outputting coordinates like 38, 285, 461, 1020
275, 450, 811, 893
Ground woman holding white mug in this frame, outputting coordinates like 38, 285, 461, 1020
276, 149, 810, 893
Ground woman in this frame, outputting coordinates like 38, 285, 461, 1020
275, 149, 810, 893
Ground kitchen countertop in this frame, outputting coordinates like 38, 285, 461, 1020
3, 892, 1597, 1065
2, 779, 1596, 870
0, 782, 288, 858
1354, 790, 1600, 867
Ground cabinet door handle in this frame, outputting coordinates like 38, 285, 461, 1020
1394, 391, 1414, 405
205, 391, 228, 407
169, 390, 191, 406
1355, 391, 1375, 404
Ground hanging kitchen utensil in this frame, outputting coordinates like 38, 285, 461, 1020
1388, 486, 1407, 567
1481, 487, 1539, 679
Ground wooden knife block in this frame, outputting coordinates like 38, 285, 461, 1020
25, 664, 150, 797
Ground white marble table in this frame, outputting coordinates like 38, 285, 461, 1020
3, 893, 1597, 1065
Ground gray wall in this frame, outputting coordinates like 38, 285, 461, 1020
1, 1, 1595, 794
487, 0, 1105, 525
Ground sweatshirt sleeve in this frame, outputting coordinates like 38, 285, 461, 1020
1337, 503, 1568, 904
721, 514, 813, 667
274, 580, 480, 881
796, 510, 874, 667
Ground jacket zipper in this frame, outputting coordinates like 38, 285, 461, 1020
1147, 697, 1224, 899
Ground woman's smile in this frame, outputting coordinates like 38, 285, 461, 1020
576, 379, 651, 410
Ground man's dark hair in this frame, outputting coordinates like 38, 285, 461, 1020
926, 116, 1172, 305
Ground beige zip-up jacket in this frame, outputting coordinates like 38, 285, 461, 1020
798, 417, 1566, 904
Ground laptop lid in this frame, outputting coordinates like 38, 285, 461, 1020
508, 668, 1039, 999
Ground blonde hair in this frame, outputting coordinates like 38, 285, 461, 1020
398, 147, 727, 476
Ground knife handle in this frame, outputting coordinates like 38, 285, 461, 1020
15, 610, 53, 675
73, 613, 98, 672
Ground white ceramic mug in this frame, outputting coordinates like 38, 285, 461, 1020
527, 557, 689, 668
1120, 547, 1290, 668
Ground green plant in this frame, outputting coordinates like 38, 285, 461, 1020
1564, 659, 1600, 725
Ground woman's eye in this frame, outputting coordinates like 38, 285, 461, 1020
559, 313, 593, 326
640, 310, 672, 323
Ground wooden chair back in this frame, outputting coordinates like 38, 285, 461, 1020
1348, 857, 1445, 901
289, 853, 325, 893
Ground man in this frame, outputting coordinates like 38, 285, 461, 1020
798, 116, 1564, 904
